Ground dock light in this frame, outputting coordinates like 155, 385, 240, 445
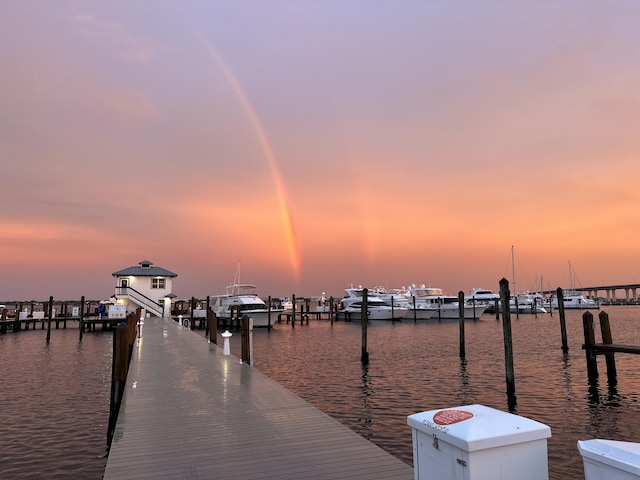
222, 330, 232, 355
178, 314, 183, 326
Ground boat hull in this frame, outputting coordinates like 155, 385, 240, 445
427, 305, 482, 320
216, 309, 283, 328
404, 307, 435, 320
336, 306, 407, 321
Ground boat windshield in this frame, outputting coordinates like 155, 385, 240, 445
240, 303, 267, 311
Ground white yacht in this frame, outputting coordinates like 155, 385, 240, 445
373, 286, 435, 320
510, 293, 548, 314
465, 288, 500, 314
336, 286, 407, 320
408, 285, 481, 320
211, 283, 283, 327
551, 292, 599, 310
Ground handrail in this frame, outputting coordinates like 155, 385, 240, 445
115, 286, 164, 317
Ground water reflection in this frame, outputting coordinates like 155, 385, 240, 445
457, 357, 471, 405
358, 362, 373, 440
233, 307, 640, 479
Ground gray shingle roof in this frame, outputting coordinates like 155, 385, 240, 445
112, 260, 177, 278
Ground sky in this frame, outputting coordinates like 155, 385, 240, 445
2, 1, 640, 301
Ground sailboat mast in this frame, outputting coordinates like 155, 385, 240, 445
511, 245, 516, 294
568, 261, 573, 291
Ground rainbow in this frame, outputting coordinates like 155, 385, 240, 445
194, 29, 300, 278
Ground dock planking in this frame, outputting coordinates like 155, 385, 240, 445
103, 317, 414, 479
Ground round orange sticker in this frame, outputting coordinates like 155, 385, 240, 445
433, 409, 474, 425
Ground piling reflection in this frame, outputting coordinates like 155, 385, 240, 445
205, 307, 640, 479
357, 362, 373, 440
457, 357, 471, 405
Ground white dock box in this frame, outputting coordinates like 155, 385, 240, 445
579, 439, 640, 480
407, 404, 551, 480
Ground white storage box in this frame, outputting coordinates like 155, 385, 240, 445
407, 404, 551, 480
579, 439, 640, 480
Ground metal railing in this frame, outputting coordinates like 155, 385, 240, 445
115, 286, 164, 317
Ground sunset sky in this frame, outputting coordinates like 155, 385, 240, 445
2, 1, 640, 301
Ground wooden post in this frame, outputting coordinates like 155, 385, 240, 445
108, 321, 130, 447
458, 291, 465, 358
361, 288, 369, 364
412, 296, 417, 322
599, 310, 617, 385
14, 305, 21, 332
557, 288, 568, 352
204, 296, 210, 336
267, 296, 272, 330
472, 298, 476, 320
46, 296, 53, 342
209, 309, 218, 342
391, 295, 395, 322
495, 298, 500, 320
582, 311, 598, 382
241, 315, 251, 365
190, 297, 195, 330
499, 278, 517, 410
330, 297, 334, 325
291, 294, 296, 329
79, 296, 85, 341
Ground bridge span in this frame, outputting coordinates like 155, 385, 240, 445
562, 283, 640, 303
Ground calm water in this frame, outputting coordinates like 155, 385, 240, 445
0, 328, 112, 479
2, 306, 640, 479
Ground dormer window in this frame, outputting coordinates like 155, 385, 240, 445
151, 278, 166, 289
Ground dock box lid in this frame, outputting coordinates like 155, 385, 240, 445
407, 404, 551, 452
578, 439, 640, 475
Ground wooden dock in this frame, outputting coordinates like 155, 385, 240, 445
103, 317, 414, 479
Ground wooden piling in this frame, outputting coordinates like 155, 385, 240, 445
458, 291, 465, 358
241, 315, 251, 365
557, 288, 568, 352
267, 296, 272, 330
190, 297, 196, 331
108, 320, 130, 447
13, 307, 20, 332
208, 311, 217, 344
582, 311, 598, 382
598, 310, 617, 385
46, 296, 53, 342
204, 296, 210, 337
412, 296, 417, 322
79, 296, 85, 341
305, 298, 310, 325
499, 278, 517, 410
361, 288, 369, 364
330, 297, 335, 325
291, 294, 296, 329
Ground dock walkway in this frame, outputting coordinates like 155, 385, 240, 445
103, 317, 414, 479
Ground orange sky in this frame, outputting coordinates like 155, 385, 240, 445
2, 2, 640, 301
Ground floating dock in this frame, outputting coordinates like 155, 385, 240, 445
103, 317, 414, 479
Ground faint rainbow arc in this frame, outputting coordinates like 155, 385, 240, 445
195, 31, 300, 278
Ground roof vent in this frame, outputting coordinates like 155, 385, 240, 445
139, 260, 153, 269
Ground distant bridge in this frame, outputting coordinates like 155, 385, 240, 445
546, 283, 640, 303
